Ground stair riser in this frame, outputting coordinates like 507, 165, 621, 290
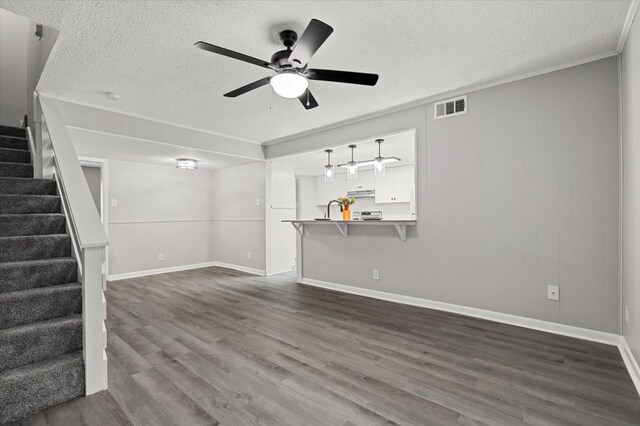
0, 352, 85, 424
0, 195, 61, 214
0, 177, 56, 195
0, 136, 28, 151
0, 148, 30, 164
0, 317, 82, 372
0, 125, 27, 138
0, 162, 33, 178
0, 215, 66, 237
0, 285, 82, 330
0, 259, 77, 294
0, 235, 71, 262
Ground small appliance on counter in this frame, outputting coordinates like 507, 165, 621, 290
352, 210, 383, 221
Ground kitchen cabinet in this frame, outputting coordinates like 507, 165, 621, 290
347, 170, 374, 192
374, 165, 414, 204
315, 173, 347, 205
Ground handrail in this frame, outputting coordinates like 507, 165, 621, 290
37, 93, 108, 395
38, 95, 108, 248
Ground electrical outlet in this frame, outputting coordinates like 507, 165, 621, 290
625, 305, 630, 325
255, 198, 261, 207
247, 252, 252, 260
111, 199, 118, 207
547, 285, 559, 301
372, 269, 380, 280
158, 253, 164, 261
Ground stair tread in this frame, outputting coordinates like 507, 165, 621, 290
0, 315, 83, 372
0, 351, 85, 424
0, 177, 57, 195
0, 283, 82, 329
0, 282, 82, 298
0, 257, 76, 267
0, 258, 78, 294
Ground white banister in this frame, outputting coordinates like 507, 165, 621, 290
36, 94, 109, 395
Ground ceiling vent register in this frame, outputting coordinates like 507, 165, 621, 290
434, 95, 467, 119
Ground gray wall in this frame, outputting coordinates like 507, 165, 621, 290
81, 165, 101, 213
267, 56, 620, 334
211, 162, 266, 272
622, 12, 640, 361
0, 9, 29, 126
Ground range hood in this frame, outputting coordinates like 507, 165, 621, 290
347, 190, 375, 199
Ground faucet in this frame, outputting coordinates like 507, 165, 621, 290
326, 199, 342, 219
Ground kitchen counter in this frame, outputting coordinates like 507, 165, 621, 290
283, 219, 416, 241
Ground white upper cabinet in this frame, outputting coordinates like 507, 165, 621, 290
316, 173, 347, 205
347, 170, 374, 192
374, 165, 414, 204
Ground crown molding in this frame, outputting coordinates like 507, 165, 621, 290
618, 0, 640, 53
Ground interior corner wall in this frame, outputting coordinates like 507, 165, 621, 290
267, 56, 620, 334
622, 9, 640, 364
210, 162, 266, 272
102, 159, 216, 277
0, 8, 29, 126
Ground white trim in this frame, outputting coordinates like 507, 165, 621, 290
618, 0, 640, 53
619, 337, 640, 396
264, 51, 618, 149
108, 261, 264, 281
300, 278, 621, 346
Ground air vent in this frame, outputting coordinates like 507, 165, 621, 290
434, 95, 467, 119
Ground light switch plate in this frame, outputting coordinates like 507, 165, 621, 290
111, 199, 118, 207
547, 285, 559, 301
255, 198, 261, 207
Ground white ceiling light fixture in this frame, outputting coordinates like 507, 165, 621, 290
176, 158, 197, 170
345, 144, 358, 180
105, 91, 120, 101
324, 149, 335, 182
269, 70, 309, 99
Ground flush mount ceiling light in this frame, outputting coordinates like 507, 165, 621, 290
270, 70, 309, 99
324, 149, 335, 182
176, 158, 197, 170
105, 92, 120, 101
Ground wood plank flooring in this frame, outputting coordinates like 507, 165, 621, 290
12, 266, 640, 425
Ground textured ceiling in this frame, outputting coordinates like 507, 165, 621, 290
0, 1, 632, 144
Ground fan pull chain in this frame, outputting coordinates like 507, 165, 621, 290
306, 90, 310, 107
269, 88, 273, 110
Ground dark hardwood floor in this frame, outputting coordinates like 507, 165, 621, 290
12, 266, 640, 425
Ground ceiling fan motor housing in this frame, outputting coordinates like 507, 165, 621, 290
271, 30, 298, 68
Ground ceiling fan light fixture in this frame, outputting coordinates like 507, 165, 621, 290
270, 71, 308, 98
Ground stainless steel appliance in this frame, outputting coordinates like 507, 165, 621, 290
352, 210, 382, 220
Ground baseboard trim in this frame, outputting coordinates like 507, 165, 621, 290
619, 337, 640, 396
108, 261, 264, 281
300, 278, 620, 346
210, 262, 265, 276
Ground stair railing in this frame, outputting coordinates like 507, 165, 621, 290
35, 94, 109, 395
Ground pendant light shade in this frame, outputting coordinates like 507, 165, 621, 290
347, 144, 358, 180
373, 138, 386, 176
324, 149, 335, 182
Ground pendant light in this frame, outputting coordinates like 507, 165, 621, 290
324, 149, 335, 182
373, 138, 386, 176
346, 144, 358, 180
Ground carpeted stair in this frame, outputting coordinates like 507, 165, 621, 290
0, 124, 85, 424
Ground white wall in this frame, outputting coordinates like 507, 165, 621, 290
622, 9, 640, 366
266, 56, 620, 334
0, 8, 29, 126
296, 176, 317, 220
107, 160, 216, 276
211, 162, 266, 272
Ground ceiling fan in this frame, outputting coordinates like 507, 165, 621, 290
194, 19, 379, 110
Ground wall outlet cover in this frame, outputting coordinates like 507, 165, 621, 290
111, 199, 118, 207
247, 252, 252, 260
255, 198, 261, 207
158, 253, 164, 261
625, 305, 630, 325
373, 269, 380, 280
547, 285, 559, 301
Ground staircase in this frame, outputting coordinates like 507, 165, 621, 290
0, 124, 85, 424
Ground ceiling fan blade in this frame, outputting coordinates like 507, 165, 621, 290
298, 89, 319, 110
288, 19, 334, 67
305, 68, 379, 86
194, 41, 272, 69
224, 77, 271, 98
